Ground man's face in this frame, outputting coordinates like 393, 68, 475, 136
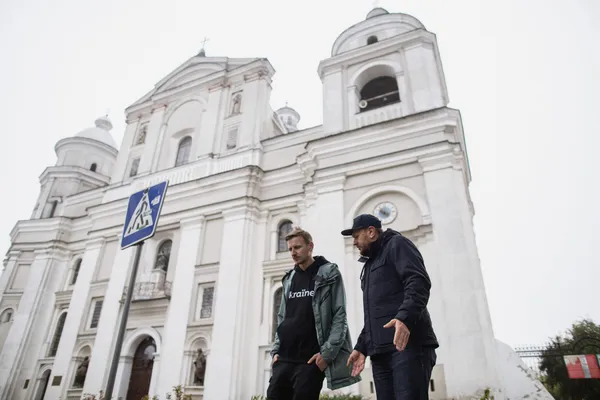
352, 227, 377, 256
287, 236, 313, 265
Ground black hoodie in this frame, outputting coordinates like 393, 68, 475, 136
276, 255, 329, 363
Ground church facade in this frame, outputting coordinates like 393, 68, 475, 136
0, 7, 552, 400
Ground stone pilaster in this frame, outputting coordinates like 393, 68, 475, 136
420, 154, 501, 395
43, 239, 104, 399
0, 251, 20, 294
0, 248, 67, 399
82, 241, 135, 395
156, 216, 205, 395
203, 205, 261, 400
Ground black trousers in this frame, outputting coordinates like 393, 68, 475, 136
371, 346, 437, 400
266, 361, 325, 400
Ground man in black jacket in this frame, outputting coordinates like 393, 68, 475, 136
343, 214, 438, 399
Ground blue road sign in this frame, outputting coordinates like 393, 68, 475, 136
120, 180, 169, 249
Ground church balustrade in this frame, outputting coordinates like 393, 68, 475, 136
352, 101, 403, 129
121, 281, 172, 302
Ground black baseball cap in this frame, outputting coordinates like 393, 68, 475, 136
341, 214, 382, 236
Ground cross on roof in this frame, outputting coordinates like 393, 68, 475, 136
200, 37, 210, 49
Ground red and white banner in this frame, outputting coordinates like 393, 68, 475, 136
563, 354, 600, 379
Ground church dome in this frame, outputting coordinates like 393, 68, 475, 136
331, 7, 426, 56
75, 116, 117, 149
275, 104, 300, 133
366, 7, 389, 19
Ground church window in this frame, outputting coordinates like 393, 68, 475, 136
90, 163, 97, 172
48, 312, 67, 357
175, 136, 192, 167
89, 299, 103, 329
71, 259, 82, 285
359, 76, 400, 112
129, 158, 140, 177
277, 221, 293, 252
200, 286, 214, 319
367, 35, 378, 45
271, 287, 283, 342
154, 240, 172, 272
226, 127, 238, 150
0, 309, 13, 323
136, 125, 147, 145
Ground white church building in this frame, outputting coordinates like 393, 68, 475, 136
0, 7, 553, 400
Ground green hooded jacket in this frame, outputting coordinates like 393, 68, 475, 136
270, 259, 361, 390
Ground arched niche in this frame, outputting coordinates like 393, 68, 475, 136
345, 185, 431, 234
157, 97, 206, 170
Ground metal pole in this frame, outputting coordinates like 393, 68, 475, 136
104, 241, 144, 400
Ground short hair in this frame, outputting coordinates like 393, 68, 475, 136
285, 227, 313, 245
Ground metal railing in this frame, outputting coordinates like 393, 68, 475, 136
122, 281, 172, 301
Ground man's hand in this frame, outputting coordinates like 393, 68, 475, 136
346, 350, 366, 377
383, 318, 410, 351
272, 354, 279, 365
307, 353, 328, 371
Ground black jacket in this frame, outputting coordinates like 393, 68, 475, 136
355, 229, 438, 356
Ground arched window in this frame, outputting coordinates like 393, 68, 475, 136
48, 312, 67, 357
0, 308, 13, 324
277, 221, 293, 252
175, 136, 192, 167
154, 240, 172, 272
71, 259, 82, 285
367, 35, 378, 45
359, 76, 400, 112
271, 287, 283, 342
90, 163, 97, 172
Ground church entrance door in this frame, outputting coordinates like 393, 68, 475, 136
126, 336, 156, 400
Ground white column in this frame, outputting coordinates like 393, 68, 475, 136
421, 156, 502, 396
43, 239, 104, 399
156, 217, 205, 396
309, 177, 358, 334
310, 176, 359, 394
203, 206, 260, 400
83, 244, 135, 395
0, 250, 60, 399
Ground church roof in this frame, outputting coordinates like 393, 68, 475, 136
126, 54, 270, 113
331, 7, 426, 56
74, 116, 118, 149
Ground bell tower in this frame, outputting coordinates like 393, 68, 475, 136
317, 7, 449, 134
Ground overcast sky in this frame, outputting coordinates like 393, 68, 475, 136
1, 0, 598, 348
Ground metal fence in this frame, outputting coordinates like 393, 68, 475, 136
514, 345, 548, 376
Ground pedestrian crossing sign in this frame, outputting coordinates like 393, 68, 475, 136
120, 180, 169, 249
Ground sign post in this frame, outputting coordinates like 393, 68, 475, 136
104, 180, 169, 399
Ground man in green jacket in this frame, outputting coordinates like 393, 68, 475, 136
268, 227, 361, 399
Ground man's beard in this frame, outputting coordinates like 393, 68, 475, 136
359, 244, 371, 257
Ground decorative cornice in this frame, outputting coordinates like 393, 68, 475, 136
180, 215, 206, 230
39, 166, 111, 187
418, 151, 455, 173
221, 202, 261, 222
318, 29, 435, 78
314, 175, 346, 194
297, 152, 317, 184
